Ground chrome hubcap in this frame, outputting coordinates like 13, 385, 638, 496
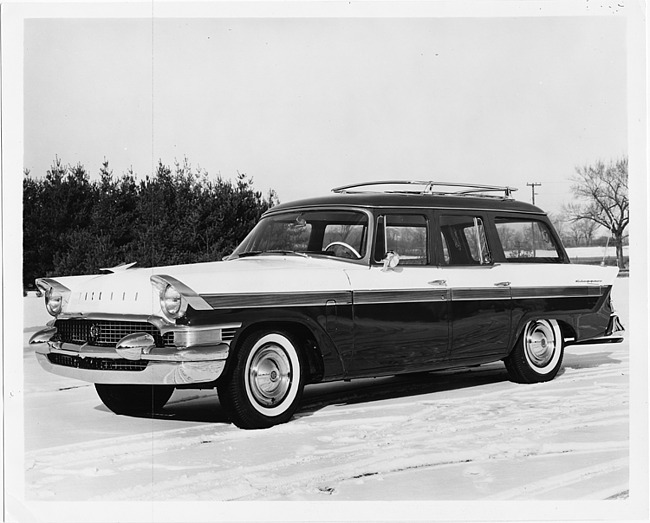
525, 321, 556, 368
248, 343, 292, 407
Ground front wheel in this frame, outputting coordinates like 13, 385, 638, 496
95, 384, 174, 415
504, 319, 564, 383
217, 330, 305, 429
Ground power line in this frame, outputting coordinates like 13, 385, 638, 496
526, 182, 542, 205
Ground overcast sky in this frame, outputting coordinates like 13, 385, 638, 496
23, 9, 628, 215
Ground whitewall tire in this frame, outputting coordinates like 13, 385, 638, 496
504, 319, 564, 383
218, 330, 304, 429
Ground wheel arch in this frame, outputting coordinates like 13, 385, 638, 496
556, 319, 577, 344
509, 314, 576, 356
230, 320, 326, 384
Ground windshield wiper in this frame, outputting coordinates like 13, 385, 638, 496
236, 250, 308, 258
267, 250, 308, 257
236, 251, 263, 258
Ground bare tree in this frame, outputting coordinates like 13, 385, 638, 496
555, 208, 582, 247
576, 218, 599, 246
566, 157, 629, 268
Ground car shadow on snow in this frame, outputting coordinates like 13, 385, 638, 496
94, 366, 512, 425
298, 363, 511, 417
93, 349, 622, 425
159, 392, 232, 423
94, 391, 231, 423
298, 347, 624, 420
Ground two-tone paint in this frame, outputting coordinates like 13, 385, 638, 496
30, 192, 624, 389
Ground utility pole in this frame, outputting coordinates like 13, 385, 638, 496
527, 182, 542, 205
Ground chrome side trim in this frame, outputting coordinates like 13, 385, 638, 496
355, 289, 448, 305
201, 285, 607, 309
451, 288, 510, 301
511, 286, 605, 299
201, 291, 352, 309
355, 287, 511, 304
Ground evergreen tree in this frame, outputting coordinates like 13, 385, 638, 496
23, 157, 275, 287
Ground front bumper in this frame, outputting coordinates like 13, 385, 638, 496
29, 324, 236, 385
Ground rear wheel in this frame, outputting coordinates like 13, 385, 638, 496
217, 330, 304, 429
504, 319, 564, 383
95, 384, 174, 415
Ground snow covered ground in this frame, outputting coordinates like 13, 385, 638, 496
13, 277, 647, 521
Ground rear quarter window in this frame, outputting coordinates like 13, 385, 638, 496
494, 218, 561, 262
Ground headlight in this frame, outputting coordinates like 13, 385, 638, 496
151, 275, 189, 321
45, 288, 63, 316
162, 284, 185, 319
36, 279, 68, 317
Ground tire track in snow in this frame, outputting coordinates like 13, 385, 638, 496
485, 457, 628, 499
26, 340, 629, 500
29, 380, 628, 495
38, 384, 627, 500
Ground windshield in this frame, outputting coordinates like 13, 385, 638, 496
231, 209, 369, 261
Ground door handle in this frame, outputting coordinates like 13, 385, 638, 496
494, 281, 511, 287
428, 280, 447, 286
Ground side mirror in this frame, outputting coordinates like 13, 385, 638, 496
381, 251, 400, 272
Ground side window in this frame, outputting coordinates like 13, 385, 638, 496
439, 215, 491, 265
494, 218, 561, 262
374, 215, 428, 265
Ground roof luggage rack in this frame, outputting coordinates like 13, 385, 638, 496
331, 180, 518, 199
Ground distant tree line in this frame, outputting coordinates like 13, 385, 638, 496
23, 158, 277, 288
549, 213, 612, 248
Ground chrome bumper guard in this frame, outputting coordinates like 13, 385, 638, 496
29, 324, 238, 385
572, 314, 625, 345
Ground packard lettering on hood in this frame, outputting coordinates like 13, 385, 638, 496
30, 181, 624, 429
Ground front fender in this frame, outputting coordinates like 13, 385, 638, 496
224, 307, 348, 382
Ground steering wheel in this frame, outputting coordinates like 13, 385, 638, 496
324, 241, 362, 259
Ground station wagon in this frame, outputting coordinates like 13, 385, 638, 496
30, 181, 624, 428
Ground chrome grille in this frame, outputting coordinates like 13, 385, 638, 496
54, 319, 174, 348
48, 353, 148, 371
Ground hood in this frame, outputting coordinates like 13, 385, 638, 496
156, 256, 357, 296
40, 267, 157, 317
41, 256, 360, 317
